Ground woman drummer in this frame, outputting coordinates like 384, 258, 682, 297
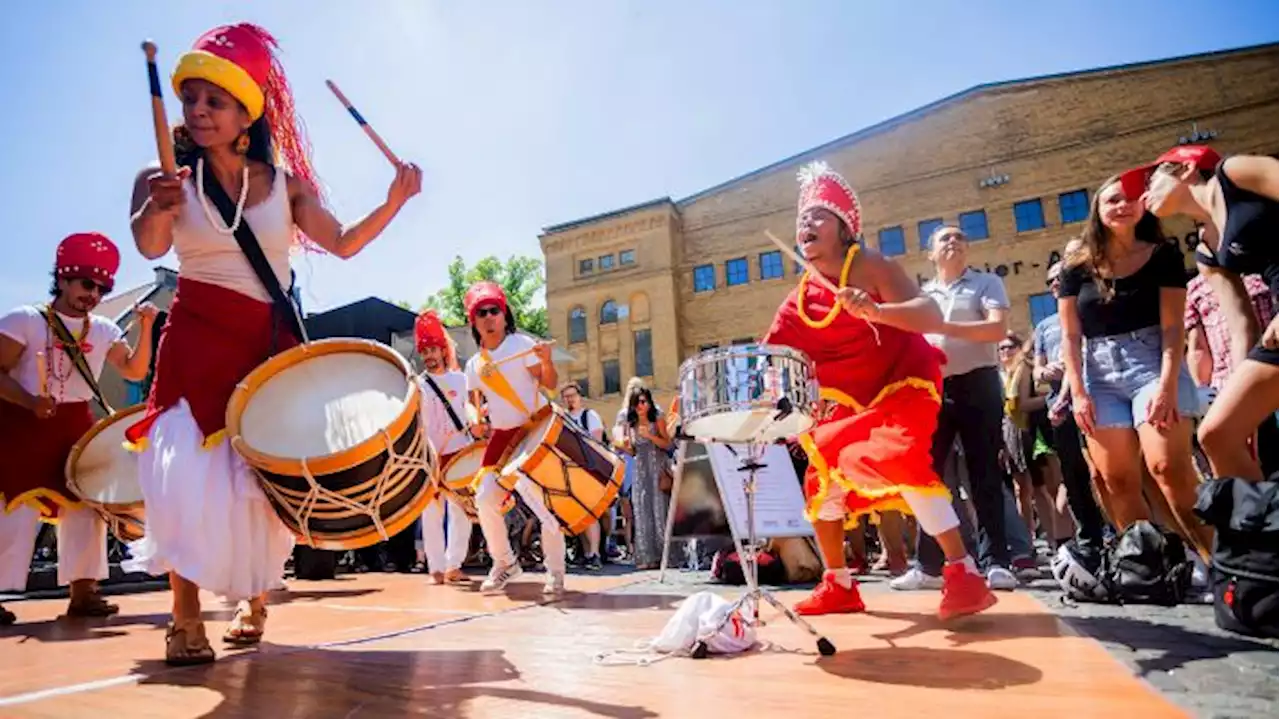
126, 23, 421, 665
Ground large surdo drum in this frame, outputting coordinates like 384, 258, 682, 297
65, 403, 148, 542
225, 338, 437, 551
678, 343, 818, 444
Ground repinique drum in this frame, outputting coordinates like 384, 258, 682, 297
678, 343, 818, 443
65, 403, 148, 542
225, 338, 437, 551
498, 405, 623, 535
438, 442, 515, 520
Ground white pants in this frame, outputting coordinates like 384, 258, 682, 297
816, 482, 960, 537
475, 470, 566, 575
421, 496, 473, 573
0, 504, 109, 592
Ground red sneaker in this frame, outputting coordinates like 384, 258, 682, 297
938, 563, 998, 621
795, 574, 867, 616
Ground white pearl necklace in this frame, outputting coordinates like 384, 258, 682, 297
196, 156, 251, 235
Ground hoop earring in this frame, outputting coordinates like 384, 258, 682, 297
235, 132, 250, 155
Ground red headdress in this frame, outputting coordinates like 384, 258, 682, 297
55, 233, 120, 292
464, 281, 509, 322
172, 23, 326, 250
1119, 144, 1222, 201
414, 310, 457, 370
796, 161, 862, 239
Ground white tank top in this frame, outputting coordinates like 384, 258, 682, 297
172, 168, 294, 303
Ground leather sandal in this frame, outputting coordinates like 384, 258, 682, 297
0, 604, 15, 626
66, 594, 120, 618
223, 605, 267, 646
165, 620, 215, 666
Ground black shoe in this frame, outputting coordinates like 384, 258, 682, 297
585, 555, 603, 571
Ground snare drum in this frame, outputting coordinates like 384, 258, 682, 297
678, 343, 818, 443
65, 404, 148, 542
225, 338, 437, 551
498, 405, 623, 535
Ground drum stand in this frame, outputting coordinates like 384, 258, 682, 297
692, 435, 836, 659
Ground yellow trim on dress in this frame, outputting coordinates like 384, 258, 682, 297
2, 488, 83, 521
122, 427, 227, 454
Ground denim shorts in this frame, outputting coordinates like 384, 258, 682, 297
1083, 325, 1203, 429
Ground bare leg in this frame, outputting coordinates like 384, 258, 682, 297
1199, 359, 1278, 482
1138, 420, 1215, 560
1084, 429, 1149, 530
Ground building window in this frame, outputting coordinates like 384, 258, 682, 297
1059, 190, 1089, 224
726, 257, 749, 287
634, 329, 653, 377
568, 307, 587, 343
599, 254, 615, 271
1028, 292, 1057, 328
619, 249, 636, 266
878, 226, 906, 257
693, 264, 715, 293
579, 258, 594, 275
759, 250, 784, 280
602, 360, 620, 395
600, 300, 618, 325
918, 218, 944, 250
1014, 199, 1046, 232
576, 378, 590, 398
958, 210, 989, 240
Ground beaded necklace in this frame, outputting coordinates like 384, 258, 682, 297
43, 304, 91, 402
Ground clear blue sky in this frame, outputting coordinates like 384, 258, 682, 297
1, 1, 1275, 315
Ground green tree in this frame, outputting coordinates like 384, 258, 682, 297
416, 255, 549, 337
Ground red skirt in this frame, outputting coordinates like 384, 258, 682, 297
0, 400, 93, 518
126, 278, 298, 447
798, 375, 948, 524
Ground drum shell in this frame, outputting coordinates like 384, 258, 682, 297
677, 343, 818, 443
65, 403, 148, 543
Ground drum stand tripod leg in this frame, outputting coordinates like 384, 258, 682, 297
691, 442, 836, 659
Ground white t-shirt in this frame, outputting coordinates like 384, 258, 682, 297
465, 333, 546, 430
418, 370, 472, 456
567, 407, 605, 441
0, 305, 123, 404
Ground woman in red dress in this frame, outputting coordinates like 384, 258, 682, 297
763, 162, 996, 620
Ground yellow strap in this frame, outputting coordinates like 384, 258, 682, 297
476, 348, 531, 417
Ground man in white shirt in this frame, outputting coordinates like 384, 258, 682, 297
462, 282, 562, 595
414, 310, 480, 585
0, 233, 158, 626
560, 381, 607, 570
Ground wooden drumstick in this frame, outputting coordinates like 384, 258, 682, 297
141, 40, 178, 176
764, 229, 841, 295
35, 351, 47, 397
326, 80, 401, 167
494, 339, 558, 367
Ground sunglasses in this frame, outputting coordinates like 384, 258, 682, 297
998, 344, 1017, 352
71, 277, 110, 294
474, 306, 503, 318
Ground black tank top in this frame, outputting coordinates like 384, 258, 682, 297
1210, 159, 1278, 296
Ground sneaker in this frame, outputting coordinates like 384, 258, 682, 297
584, 555, 603, 571
888, 566, 943, 591
939, 563, 998, 621
1011, 556, 1038, 580
543, 572, 566, 597
795, 574, 867, 616
986, 566, 1018, 591
481, 562, 523, 592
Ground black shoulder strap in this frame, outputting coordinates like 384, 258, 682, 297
194, 159, 305, 342
44, 309, 113, 414
422, 373, 466, 432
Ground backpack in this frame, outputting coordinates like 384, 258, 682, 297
1194, 476, 1278, 638
1103, 520, 1192, 606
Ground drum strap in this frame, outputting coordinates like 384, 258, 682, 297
192, 157, 306, 344
476, 348, 531, 417
43, 308, 114, 415
422, 373, 466, 432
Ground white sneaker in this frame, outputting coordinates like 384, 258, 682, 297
986, 566, 1018, 591
481, 563, 523, 592
543, 572, 566, 597
889, 566, 943, 591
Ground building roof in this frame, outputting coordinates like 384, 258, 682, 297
541, 197, 674, 235
97, 267, 177, 325
304, 296, 419, 344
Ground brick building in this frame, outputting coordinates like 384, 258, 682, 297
539, 44, 1279, 416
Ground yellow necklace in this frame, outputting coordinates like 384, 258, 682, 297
797, 245, 859, 329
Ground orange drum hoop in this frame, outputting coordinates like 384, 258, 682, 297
65, 403, 148, 542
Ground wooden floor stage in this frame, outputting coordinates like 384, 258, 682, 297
0, 572, 1189, 718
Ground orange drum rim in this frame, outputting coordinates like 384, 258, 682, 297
441, 442, 486, 491
64, 403, 147, 499
224, 338, 421, 476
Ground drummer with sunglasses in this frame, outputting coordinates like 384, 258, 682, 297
0, 233, 158, 626
462, 281, 565, 595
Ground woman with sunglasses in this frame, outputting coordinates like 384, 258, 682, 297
0, 233, 158, 626
1123, 146, 1278, 482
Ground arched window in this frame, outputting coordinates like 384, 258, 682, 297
600, 300, 618, 325
568, 306, 587, 343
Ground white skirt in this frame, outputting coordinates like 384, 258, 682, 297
124, 400, 294, 601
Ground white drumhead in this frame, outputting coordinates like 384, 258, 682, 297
70, 418, 143, 504
239, 352, 410, 459
501, 411, 554, 471
444, 444, 484, 482
684, 410, 813, 444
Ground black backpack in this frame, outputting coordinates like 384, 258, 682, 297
1194, 476, 1278, 639
1102, 520, 1192, 606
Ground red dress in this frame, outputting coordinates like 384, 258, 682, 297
762, 269, 948, 524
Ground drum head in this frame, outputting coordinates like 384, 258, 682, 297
68, 409, 144, 505
443, 443, 484, 489
238, 350, 411, 460
501, 410, 555, 472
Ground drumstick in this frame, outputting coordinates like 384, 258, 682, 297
35, 351, 47, 397
141, 41, 178, 176
764, 229, 840, 295
494, 340, 558, 367
326, 80, 400, 167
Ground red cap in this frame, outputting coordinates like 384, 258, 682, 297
414, 310, 449, 352
796, 161, 862, 239
1119, 145, 1222, 201
464, 281, 508, 321
55, 233, 119, 292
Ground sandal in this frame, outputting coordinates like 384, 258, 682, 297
223, 605, 267, 646
166, 620, 216, 666
0, 604, 15, 626
66, 594, 120, 618
444, 568, 468, 584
